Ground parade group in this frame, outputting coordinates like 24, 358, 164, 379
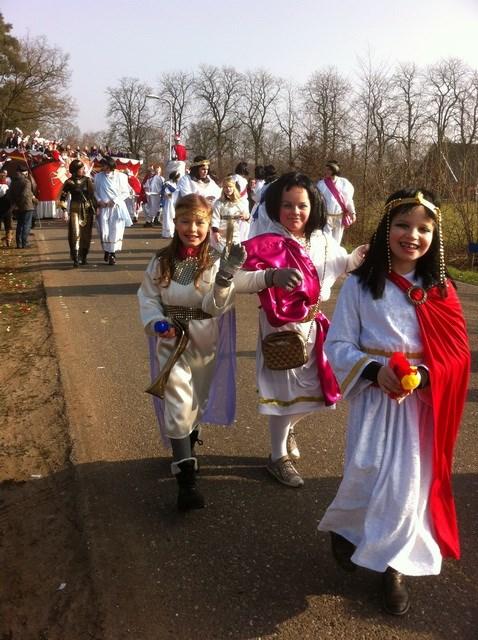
0, 127, 471, 618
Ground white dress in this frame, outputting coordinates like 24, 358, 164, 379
317, 177, 356, 244
138, 255, 267, 439
318, 274, 442, 576
211, 199, 250, 248
248, 216, 363, 416
173, 174, 221, 204
94, 170, 132, 252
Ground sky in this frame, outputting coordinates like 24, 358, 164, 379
3, 0, 478, 133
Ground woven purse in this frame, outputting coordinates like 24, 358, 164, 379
262, 331, 308, 370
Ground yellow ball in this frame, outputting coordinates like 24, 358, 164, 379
402, 370, 421, 391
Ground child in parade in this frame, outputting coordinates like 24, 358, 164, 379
318, 188, 470, 615
242, 172, 367, 488
211, 175, 250, 249
137, 193, 299, 511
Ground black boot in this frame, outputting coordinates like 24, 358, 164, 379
108, 252, 116, 265
79, 249, 88, 265
172, 458, 205, 511
330, 532, 356, 572
71, 250, 79, 267
382, 567, 410, 615
189, 427, 203, 455
104, 250, 109, 263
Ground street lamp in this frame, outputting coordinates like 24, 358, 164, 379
146, 94, 173, 161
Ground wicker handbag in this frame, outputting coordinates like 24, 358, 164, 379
262, 331, 308, 370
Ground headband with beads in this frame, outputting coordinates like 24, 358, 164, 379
383, 191, 440, 217
384, 191, 446, 285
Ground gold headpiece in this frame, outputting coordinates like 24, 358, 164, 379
190, 159, 210, 168
383, 191, 446, 285
383, 191, 440, 217
174, 208, 212, 223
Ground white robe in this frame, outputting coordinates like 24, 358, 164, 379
211, 199, 250, 249
94, 170, 132, 252
173, 174, 221, 204
138, 257, 267, 438
318, 274, 442, 576
161, 180, 177, 238
248, 215, 363, 416
144, 174, 164, 223
317, 177, 356, 244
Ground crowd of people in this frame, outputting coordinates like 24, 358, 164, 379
137, 158, 469, 618
0, 141, 471, 619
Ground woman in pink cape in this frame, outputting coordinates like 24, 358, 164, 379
242, 172, 366, 487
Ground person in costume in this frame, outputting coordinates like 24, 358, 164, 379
59, 159, 97, 267
318, 188, 470, 616
0, 167, 13, 248
138, 193, 300, 511
143, 164, 164, 228
242, 172, 366, 488
211, 175, 250, 249
94, 156, 133, 265
174, 156, 221, 205
160, 171, 180, 239
317, 160, 356, 244
231, 161, 249, 207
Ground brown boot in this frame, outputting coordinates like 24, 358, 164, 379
382, 567, 410, 615
6, 231, 13, 247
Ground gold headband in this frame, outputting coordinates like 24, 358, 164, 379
190, 159, 210, 168
384, 192, 440, 217
174, 209, 212, 222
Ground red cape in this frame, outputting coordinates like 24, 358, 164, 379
388, 272, 470, 559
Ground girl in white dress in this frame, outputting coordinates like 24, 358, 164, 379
211, 176, 250, 249
138, 193, 297, 510
319, 188, 470, 615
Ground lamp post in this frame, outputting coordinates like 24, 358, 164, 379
146, 94, 173, 161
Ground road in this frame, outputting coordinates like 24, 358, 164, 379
36, 220, 478, 639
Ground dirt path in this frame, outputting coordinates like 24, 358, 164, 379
0, 242, 100, 639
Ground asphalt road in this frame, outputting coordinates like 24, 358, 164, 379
36, 220, 478, 640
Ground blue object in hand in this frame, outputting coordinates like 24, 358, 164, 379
154, 320, 170, 334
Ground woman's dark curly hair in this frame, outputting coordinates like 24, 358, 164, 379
264, 172, 326, 237
354, 187, 451, 299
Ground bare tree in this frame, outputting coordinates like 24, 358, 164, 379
354, 58, 398, 198
0, 33, 74, 133
106, 77, 160, 158
158, 70, 195, 137
238, 69, 280, 165
194, 65, 242, 175
275, 82, 301, 169
303, 67, 350, 160
392, 62, 427, 181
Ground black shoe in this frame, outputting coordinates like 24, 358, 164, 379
108, 253, 116, 265
330, 532, 356, 572
71, 250, 79, 267
382, 567, 410, 616
104, 251, 109, 263
79, 250, 88, 265
175, 459, 205, 511
143, 221, 153, 228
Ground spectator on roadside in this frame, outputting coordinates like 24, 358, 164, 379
0, 168, 13, 247
8, 164, 37, 249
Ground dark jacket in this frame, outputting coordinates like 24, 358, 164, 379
8, 174, 38, 212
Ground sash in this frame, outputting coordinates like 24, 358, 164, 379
324, 177, 353, 228
243, 233, 341, 406
387, 271, 470, 559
